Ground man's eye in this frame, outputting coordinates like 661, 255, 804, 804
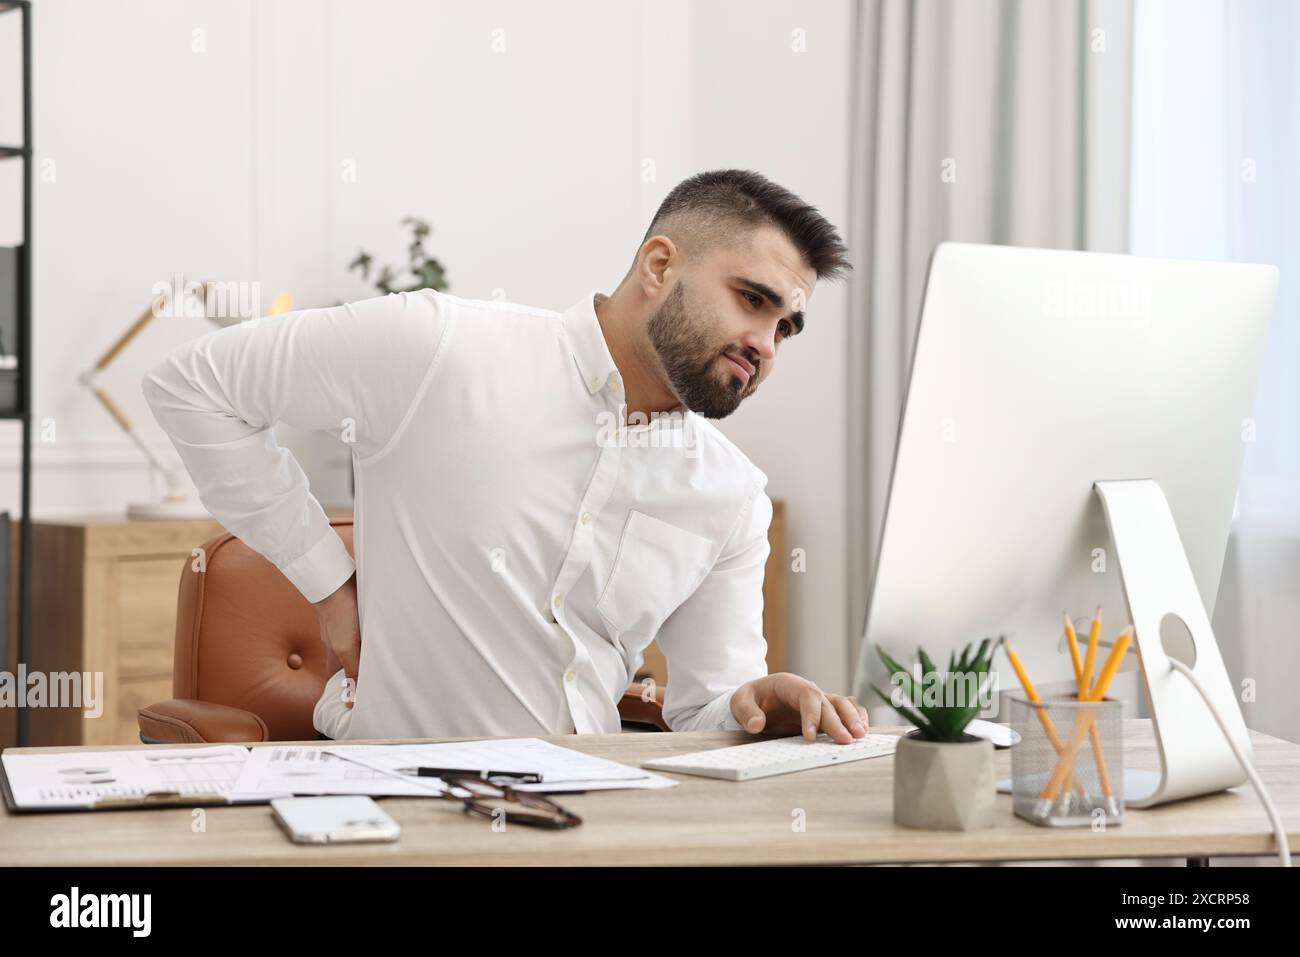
742, 292, 762, 308
778, 319, 792, 337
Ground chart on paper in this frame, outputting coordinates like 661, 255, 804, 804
1, 746, 250, 809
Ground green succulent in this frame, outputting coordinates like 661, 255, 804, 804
870, 636, 1004, 742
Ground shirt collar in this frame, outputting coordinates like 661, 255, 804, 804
561, 289, 690, 421
562, 290, 620, 395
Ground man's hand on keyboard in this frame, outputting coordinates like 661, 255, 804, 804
730, 674, 870, 744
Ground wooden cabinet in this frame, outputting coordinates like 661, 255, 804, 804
18, 513, 351, 748
23, 517, 236, 747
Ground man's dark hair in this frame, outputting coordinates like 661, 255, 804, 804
640, 168, 852, 282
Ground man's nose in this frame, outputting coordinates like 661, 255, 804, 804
741, 328, 777, 366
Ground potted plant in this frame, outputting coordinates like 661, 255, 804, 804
349, 217, 450, 295
870, 637, 1004, 831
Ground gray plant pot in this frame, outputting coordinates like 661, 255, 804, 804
893, 729, 995, 830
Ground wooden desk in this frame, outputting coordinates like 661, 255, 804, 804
2, 720, 1296, 866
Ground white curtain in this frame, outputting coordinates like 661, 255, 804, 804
846, 0, 1293, 866
846, 0, 1136, 717
1130, 0, 1300, 747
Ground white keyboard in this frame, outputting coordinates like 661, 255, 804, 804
642, 733, 899, 781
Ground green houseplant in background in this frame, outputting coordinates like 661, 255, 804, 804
349, 217, 450, 295
871, 637, 1004, 831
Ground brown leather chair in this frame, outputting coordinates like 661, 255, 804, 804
138, 519, 669, 744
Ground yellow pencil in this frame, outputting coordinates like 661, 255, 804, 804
1005, 642, 1084, 796
1063, 612, 1084, 691
1089, 720, 1114, 802
1090, 627, 1131, 702
1066, 611, 1113, 803
1042, 628, 1133, 801
1081, 606, 1102, 697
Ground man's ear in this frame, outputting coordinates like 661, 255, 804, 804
636, 236, 676, 297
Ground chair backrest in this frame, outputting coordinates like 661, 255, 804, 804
172, 521, 354, 741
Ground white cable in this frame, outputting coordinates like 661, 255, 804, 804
1166, 658, 1291, 867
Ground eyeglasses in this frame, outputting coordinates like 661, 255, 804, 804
432, 773, 583, 830
321, 749, 585, 830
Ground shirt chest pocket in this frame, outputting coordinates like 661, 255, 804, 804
596, 510, 715, 656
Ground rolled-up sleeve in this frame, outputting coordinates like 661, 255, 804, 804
141, 290, 450, 603
656, 478, 773, 732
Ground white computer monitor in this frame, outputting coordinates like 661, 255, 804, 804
852, 242, 1277, 806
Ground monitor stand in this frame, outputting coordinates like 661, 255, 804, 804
995, 479, 1250, 807
1090, 479, 1250, 807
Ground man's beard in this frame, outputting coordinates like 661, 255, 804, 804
645, 281, 757, 419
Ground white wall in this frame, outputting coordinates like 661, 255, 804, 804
1, 0, 857, 693
1, 0, 262, 510
688, 0, 855, 692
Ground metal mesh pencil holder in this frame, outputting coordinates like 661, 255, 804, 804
1009, 694, 1123, 828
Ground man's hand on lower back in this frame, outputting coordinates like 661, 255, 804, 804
729, 673, 870, 744
314, 573, 361, 709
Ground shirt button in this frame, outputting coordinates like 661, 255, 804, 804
553, 594, 563, 609
590, 377, 602, 390
580, 511, 592, 525
565, 671, 576, 683
608, 376, 622, 395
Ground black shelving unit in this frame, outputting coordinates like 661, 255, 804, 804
2, 0, 33, 745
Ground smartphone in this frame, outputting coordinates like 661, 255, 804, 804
271, 795, 401, 844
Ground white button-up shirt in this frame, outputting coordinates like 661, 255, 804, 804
143, 288, 772, 740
